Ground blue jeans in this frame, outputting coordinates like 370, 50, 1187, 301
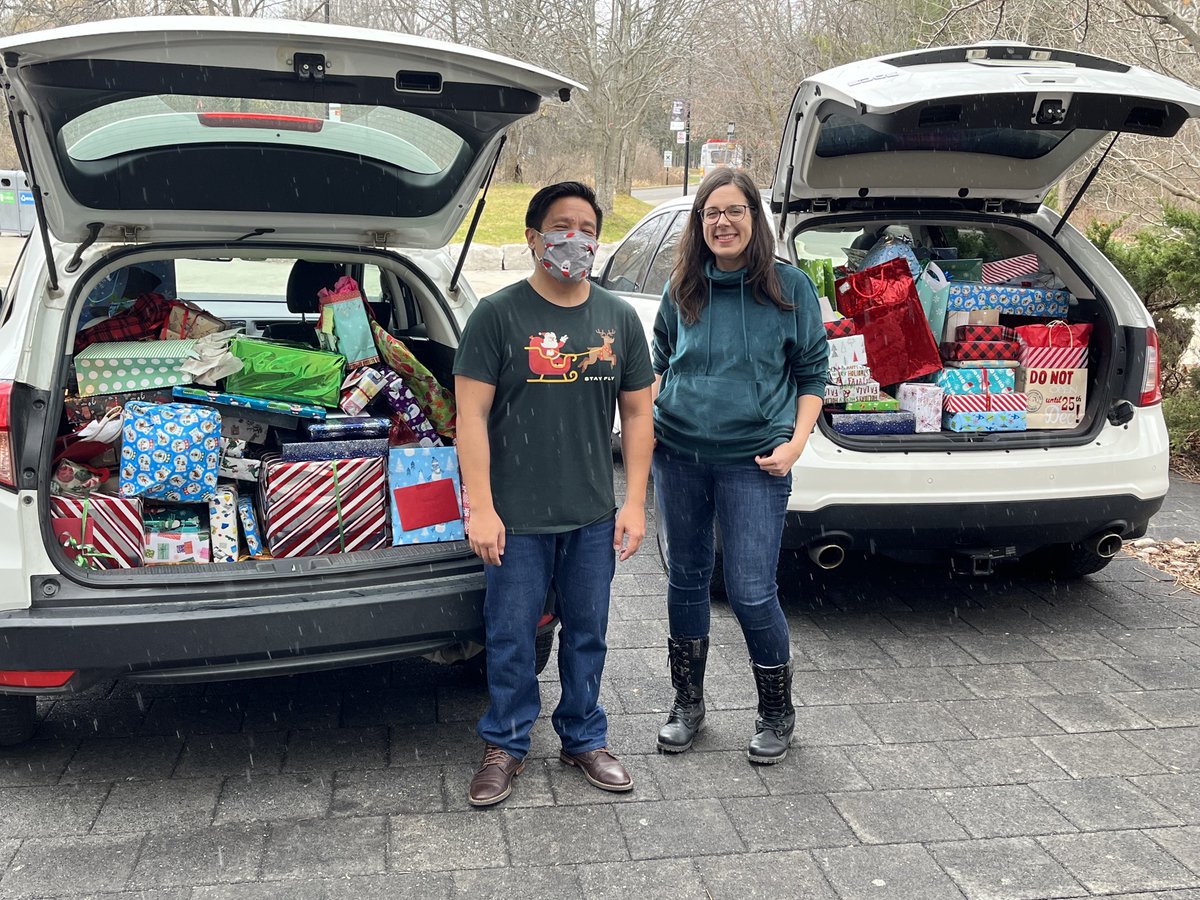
653, 445, 792, 666
477, 516, 616, 759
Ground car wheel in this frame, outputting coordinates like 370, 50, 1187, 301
710, 548, 727, 601
0, 695, 36, 747
1023, 542, 1118, 579
462, 626, 556, 683
534, 626, 556, 676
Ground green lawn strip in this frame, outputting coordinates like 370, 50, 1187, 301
452, 184, 653, 245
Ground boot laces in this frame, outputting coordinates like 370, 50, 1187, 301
481, 745, 510, 768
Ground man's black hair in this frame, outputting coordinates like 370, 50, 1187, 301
525, 181, 604, 236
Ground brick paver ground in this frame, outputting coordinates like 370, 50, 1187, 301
1, 473, 1199, 899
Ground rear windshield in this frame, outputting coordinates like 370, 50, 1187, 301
64, 96, 463, 176
816, 112, 1069, 159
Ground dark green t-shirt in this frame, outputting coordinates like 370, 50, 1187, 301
453, 279, 654, 534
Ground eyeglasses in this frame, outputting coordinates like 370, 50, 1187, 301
698, 204, 752, 224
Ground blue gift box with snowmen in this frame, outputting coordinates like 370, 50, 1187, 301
387, 446, 464, 545
119, 401, 222, 503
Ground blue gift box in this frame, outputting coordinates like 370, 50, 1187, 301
942, 410, 1027, 432
237, 495, 266, 558
934, 367, 1016, 396
119, 402, 222, 503
173, 386, 326, 421
829, 411, 916, 435
279, 439, 390, 462
388, 447, 465, 545
306, 417, 392, 441
946, 282, 1070, 317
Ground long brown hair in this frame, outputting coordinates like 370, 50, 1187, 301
668, 169, 788, 325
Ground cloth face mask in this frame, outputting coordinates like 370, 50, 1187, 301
537, 230, 597, 283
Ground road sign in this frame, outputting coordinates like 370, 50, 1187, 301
670, 99, 687, 131
676, 129, 687, 144
663, 151, 673, 167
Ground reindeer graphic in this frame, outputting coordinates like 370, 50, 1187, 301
577, 329, 617, 373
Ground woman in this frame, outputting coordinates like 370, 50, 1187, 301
651, 169, 827, 764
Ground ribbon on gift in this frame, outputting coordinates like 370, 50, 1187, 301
58, 498, 117, 570
330, 460, 348, 554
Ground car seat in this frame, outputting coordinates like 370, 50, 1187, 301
261, 260, 343, 346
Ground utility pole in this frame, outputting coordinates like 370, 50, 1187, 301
682, 103, 691, 197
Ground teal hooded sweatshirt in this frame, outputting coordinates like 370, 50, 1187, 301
652, 260, 829, 464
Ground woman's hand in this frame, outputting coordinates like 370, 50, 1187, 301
754, 439, 805, 477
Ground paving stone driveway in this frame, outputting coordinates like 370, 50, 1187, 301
2, 475, 1199, 899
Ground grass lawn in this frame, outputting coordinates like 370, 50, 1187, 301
451, 183, 653, 245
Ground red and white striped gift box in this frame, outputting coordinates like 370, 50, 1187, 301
943, 392, 1029, 414
981, 254, 1040, 284
49, 493, 143, 568
260, 455, 389, 558
1019, 346, 1088, 369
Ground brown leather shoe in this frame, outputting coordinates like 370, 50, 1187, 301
559, 747, 634, 792
468, 744, 525, 807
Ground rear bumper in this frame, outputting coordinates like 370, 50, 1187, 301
0, 569, 489, 693
782, 493, 1165, 555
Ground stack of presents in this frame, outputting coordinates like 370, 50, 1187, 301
803, 240, 1090, 436
51, 265, 466, 570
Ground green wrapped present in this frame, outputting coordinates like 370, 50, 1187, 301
74, 339, 196, 397
846, 397, 899, 412
224, 337, 345, 408
797, 257, 837, 305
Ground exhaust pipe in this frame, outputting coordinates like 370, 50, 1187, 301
808, 542, 847, 570
1087, 531, 1124, 559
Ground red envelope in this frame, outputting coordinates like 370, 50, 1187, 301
393, 479, 461, 532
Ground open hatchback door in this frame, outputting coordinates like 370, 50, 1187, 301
0, 17, 581, 248
772, 43, 1200, 212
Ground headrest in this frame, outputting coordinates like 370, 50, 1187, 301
286, 260, 343, 315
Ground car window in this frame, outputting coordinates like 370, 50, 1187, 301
643, 212, 687, 299
602, 213, 672, 293
175, 257, 291, 304
793, 228, 864, 267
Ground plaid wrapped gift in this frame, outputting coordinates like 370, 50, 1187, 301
934, 367, 1016, 395
823, 318, 858, 339
74, 293, 170, 353
943, 410, 1027, 432
940, 340, 1021, 362
259, 454, 389, 557
944, 392, 1029, 414
956, 324, 1016, 343
947, 282, 1070, 317
49, 493, 143, 568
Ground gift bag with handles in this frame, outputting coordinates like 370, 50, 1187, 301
834, 257, 942, 387
916, 262, 950, 345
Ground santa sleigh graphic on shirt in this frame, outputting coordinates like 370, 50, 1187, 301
525, 329, 617, 383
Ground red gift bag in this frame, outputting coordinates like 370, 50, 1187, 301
834, 258, 942, 387
1014, 321, 1092, 348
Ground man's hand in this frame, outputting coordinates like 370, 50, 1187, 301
613, 503, 646, 561
754, 439, 805, 477
469, 508, 507, 566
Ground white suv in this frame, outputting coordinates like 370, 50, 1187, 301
598, 44, 1194, 581
0, 18, 578, 745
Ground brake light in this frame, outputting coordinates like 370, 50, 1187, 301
0, 670, 75, 688
197, 112, 324, 133
1138, 327, 1162, 406
0, 380, 13, 489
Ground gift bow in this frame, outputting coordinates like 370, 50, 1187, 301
59, 499, 117, 570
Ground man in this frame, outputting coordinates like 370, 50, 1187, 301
454, 181, 654, 807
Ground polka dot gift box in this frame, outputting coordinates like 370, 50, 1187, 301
74, 339, 198, 397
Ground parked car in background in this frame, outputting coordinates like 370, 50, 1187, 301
0, 17, 577, 746
598, 42, 1196, 584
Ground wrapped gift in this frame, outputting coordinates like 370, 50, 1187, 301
827, 334, 868, 368
1015, 322, 1092, 370
144, 507, 210, 565
861, 236, 921, 279
380, 372, 442, 446
50, 493, 143, 569
208, 486, 239, 564
896, 382, 943, 433
174, 386, 326, 423
225, 337, 345, 408
937, 258, 983, 282
942, 309, 1001, 342
944, 359, 1020, 369
118, 402, 222, 502
340, 367, 389, 416
159, 300, 229, 341
829, 365, 875, 386
280, 438, 389, 462
220, 456, 263, 482
1019, 346, 1088, 369
934, 367, 1016, 396
388, 447, 465, 545
1017, 367, 1088, 429
830, 411, 916, 435
306, 416, 392, 441
64, 389, 174, 427
74, 293, 171, 353
947, 282, 1070, 317
221, 415, 269, 445
237, 495, 267, 558
982, 254, 1040, 285
846, 396, 899, 412
260, 455, 389, 557
943, 410, 1027, 432
944, 392, 1029, 414
75, 339, 197, 397
372, 323, 456, 438
825, 382, 880, 404
940, 340, 1021, 362
823, 318, 858, 339
956, 324, 1017, 343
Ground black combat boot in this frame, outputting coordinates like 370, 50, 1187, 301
747, 660, 795, 764
656, 636, 709, 753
